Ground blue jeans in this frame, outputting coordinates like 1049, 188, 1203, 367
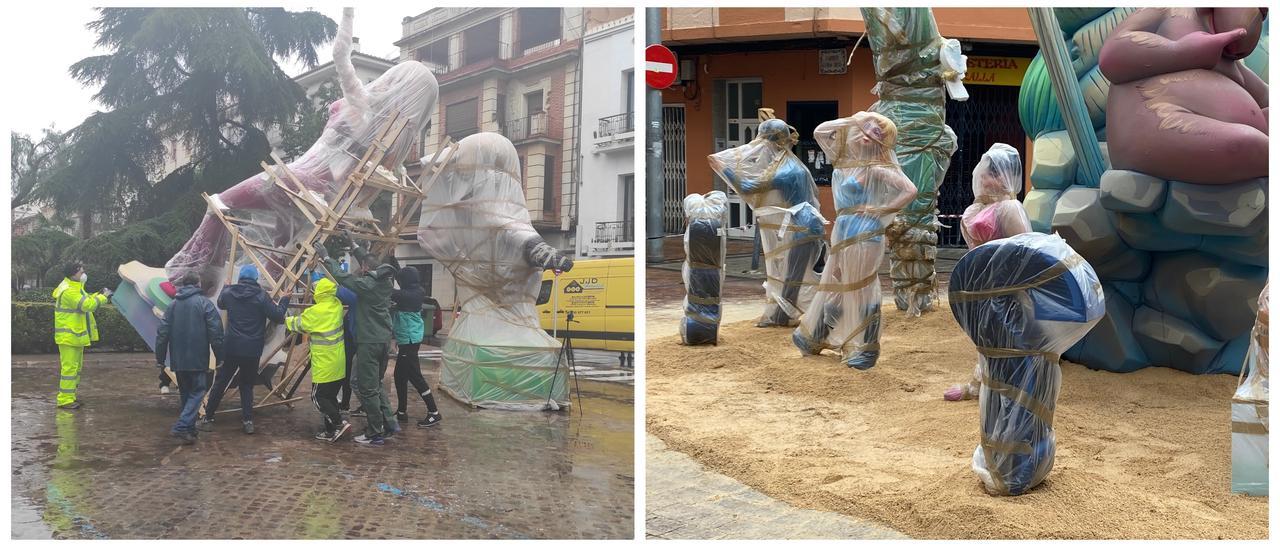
173, 370, 209, 434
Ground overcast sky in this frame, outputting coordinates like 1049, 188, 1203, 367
5, 4, 416, 137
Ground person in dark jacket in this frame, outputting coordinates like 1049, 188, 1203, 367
201, 265, 289, 434
155, 272, 224, 445
336, 285, 358, 413
390, 266, 442, 428
316, 237, 397, 445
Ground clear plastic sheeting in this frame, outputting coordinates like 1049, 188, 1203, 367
1232, 283, 1268, 495
860, 7, 963, 317
166, 7, 439, 296
417, 133, 569, 411
948, 232, 1105, 495
681, 191, 728, 345
960, 144, 1031, 248
793, 112, 917, 370
708, 118, 825, 327
945, 144, 1034, 401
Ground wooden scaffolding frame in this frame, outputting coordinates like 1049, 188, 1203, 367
196, 112, 458, 417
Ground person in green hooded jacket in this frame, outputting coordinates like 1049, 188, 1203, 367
287, 274, 353, 442
315, 235, 397, 445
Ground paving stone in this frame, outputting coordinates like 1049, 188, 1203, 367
10, 355, 634, 539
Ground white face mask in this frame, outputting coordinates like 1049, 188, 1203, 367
78, 273, 88, 283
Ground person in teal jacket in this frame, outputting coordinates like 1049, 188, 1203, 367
391, 266, 442, 428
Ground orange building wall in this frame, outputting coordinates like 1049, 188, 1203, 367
663, 8, 1034, 45
663, 48, 879, 222
662, 8, 1039, 222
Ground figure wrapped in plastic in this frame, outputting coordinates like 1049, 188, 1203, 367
949, 232, 1104, 495
708, 116, 825, 327
792, 113, 918, 370
166, 8, 439, 294
681, 191, 729, 345
417, 132, 575, 411
860, 7, 967, 316
112, 8, 439, 368
944, 143, 1033, 401
1232, 283, 1268, 495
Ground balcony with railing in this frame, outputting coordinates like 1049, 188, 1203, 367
504, 111, 551, 142
593, 111, 635, 153
588, 220, 635, 256
415, 40, 512, 81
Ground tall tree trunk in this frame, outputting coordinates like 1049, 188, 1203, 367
79, 206, 93, 240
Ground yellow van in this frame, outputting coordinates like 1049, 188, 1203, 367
536, 257, 634, 366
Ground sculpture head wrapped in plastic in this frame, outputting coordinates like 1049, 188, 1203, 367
417, 132, 572, 410
166, 8, 439, 295
792, 112, 918, 370
949, 232, 1104, 495
681, 191, 729, 345
708, 117, 825, 327
960, 143, 1031, 248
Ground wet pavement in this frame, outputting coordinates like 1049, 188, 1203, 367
11, 353, 634, 539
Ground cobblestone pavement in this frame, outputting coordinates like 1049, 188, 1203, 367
646, 436, 905, 539
11, 353, 634, 539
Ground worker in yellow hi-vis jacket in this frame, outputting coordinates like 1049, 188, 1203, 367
286, 274, 351, 442
51, 262, 111, 409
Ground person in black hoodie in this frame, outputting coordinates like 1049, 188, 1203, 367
390, 266, 442, 428
201, 265, 289, 434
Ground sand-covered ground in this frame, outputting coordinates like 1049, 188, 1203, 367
646, 301, 1268, 539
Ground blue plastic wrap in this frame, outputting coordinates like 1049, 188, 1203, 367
949, 232, 1104, 495
681, 192, 728, 345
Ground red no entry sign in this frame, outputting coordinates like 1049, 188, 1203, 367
645, 44, 677, 89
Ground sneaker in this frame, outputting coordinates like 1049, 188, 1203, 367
353, 434, 384, 446
350, 407, 367, 418
160, 386, 170, 395
57, 401, 82, 410
417, 413, 441, 428
395, 411, 408, 423
333, 421, 353, 442
243, 421, 255, 434
315, 430, 335, 441
171, 430, 196, 445
197, 418, 215, 432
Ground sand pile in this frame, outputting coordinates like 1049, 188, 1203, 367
646, 303, 1267, 539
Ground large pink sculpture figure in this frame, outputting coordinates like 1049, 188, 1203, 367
1099, 7, 1268, 184
166, 8, 439, 293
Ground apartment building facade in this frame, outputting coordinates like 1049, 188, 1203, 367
577, 14, 635, 258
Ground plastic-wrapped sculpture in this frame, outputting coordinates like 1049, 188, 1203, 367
1019, 7, 1267, 375
113, 8, 438, 370
860, 7, 968, 316
708, 117, 824, 327
166, 8, 439, 294
417, 132, 575, 411
681, 191, 728, 346
792, 113, 917, 370
949, 232, 1104, 495
1231, 284, 1268, 495
945, 144, 1033, 401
